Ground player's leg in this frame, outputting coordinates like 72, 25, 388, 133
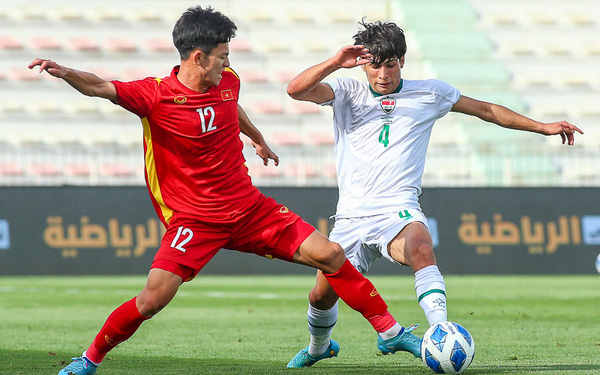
287, 271, 340, 367
293, 231, 404, 344
58, 213, 224, 375
288, 217, 362, 367
58, 268, 183, 375
388, 221, 447, 325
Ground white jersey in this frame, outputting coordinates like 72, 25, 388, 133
321, 77, 461, 218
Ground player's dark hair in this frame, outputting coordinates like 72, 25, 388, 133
353, 19, 406, 65
172, 6, 237, 60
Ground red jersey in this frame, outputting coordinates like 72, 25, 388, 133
112, 66, 262, 226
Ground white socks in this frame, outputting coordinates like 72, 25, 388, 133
307, 302, 338, 356
414, 265, 447, 325
377, 322, 402, 340
82, 351, 101, 366
304, 265, 446, 357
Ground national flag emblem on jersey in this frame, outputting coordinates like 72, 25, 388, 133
380, 97, 396, 114
221, 89, 234, 101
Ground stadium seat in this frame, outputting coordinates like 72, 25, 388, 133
100, 163, 135, 177
322, 164, 337, 178
0, 162, 24, 177
130, 9, 163, 24
29, 162, 62, 177
0, 36, 23, 50
271, 132, 302, 146
229, 39, 252, 53
290, 102, 322, 115
249, 164, 283, 178
251, 101, 284, 115
274, 70, 299, 84
120, 67, 152, 81
567, 12, 595, 27
68, 37, 100, 52
144, 37, 175, 53
65, 163, 92, 177
30, 36, 62, 51
105, 37, 137, 53
287, 164, 319, 179
306, 132, 334, 146
238, 69, 269, 83
8, 68, 42, 82
55, 8, 85, 22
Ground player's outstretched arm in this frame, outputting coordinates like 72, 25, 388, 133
238, 104, 279, 166
28, 58, 117, 101
452, 95, 583, 145
287, 45, 372, 104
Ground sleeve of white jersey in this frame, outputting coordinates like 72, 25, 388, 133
428, 79, 461, 117
319, 77, 355, 107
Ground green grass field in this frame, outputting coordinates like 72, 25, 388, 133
1, 275, 599, 375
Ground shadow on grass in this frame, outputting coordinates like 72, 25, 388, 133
2, 350, 599, 375
1, 349, 422, 375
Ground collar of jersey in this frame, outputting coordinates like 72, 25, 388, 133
369, 79, 403, 97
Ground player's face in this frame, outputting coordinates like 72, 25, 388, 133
202, 43, 231, 87
362, 57, 403, 95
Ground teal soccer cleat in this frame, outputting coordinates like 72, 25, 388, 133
377, 324, 422, 358
286, 340, 340, 368
58, 357, 98, 375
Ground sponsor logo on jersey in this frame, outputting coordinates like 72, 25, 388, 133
221, 89, 234, 101
174, 96, 187, 104
280, 206, 289, 214
370, 287, 379, 297
380, 96, 396, 114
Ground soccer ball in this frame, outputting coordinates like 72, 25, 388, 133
421, 321, 475, 374
596, 253, 600, 274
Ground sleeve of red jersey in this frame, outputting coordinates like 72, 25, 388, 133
111, 78, 159, 118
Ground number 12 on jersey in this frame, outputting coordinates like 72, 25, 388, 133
379, 124, 390, 147
197, 106, 217, 133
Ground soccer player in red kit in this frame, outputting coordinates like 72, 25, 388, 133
30, 7, 421, 375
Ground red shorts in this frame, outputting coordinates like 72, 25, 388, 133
151, 195, 315, 281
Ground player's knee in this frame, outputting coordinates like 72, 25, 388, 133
410, 242, 436, 270
137, 292, 170, 317
318, 241, 346, 270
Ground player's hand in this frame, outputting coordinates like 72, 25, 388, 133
252, 140, 279, 166
331, 45, 373, 69
28, 58, 68, 78
541, 121, 583, 145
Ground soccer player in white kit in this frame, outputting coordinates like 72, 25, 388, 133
286, 20, 583, 368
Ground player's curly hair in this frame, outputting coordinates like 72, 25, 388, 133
172, 6, 237, 60
353, 18, 406, 65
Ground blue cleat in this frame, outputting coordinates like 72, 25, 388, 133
58, 357, 98, 375
377, 324, 422, 358
286, 340, 340, 368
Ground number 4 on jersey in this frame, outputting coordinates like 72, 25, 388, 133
379, 124, 390, 147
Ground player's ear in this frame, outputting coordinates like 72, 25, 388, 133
400, 55, 405, 68
193, 50, 205, 66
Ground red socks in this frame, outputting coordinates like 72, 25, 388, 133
323, 259, 397, 332
85, 297, 149, 364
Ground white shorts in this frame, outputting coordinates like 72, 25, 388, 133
329, 209, 429, 274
